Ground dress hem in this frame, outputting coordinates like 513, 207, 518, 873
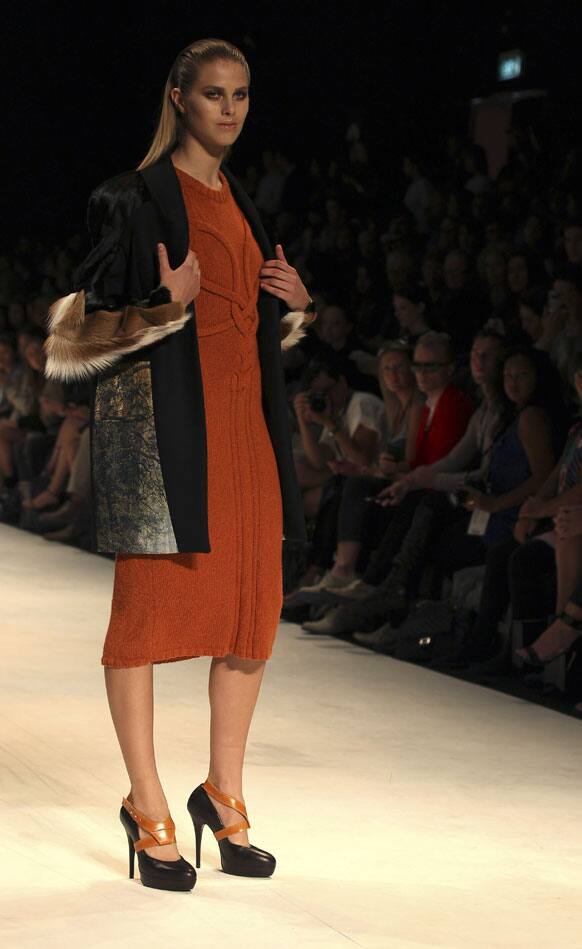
101, 647, 273, 668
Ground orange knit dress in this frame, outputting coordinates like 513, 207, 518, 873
101, 166, 284, 667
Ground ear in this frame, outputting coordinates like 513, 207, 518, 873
280, 310, 317, 351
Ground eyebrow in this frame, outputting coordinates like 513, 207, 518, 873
202, 85, 249, 91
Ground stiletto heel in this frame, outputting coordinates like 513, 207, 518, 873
120, 796, 196, 891
187, 780, 276, 877
127, 832, 135, 879
193, 818, 204, 869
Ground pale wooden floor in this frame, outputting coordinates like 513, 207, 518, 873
1, 522, 581, 948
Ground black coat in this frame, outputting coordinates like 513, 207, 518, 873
71, 153, 307, 552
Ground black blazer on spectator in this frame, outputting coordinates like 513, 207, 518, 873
47, 153, 308, 554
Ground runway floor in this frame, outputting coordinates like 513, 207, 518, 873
1, 521, 582, 948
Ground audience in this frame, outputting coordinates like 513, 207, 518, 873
3, 119, 582, 717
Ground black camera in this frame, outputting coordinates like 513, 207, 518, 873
308, 392, 328, 413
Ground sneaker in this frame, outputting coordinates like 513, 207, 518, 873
301, 605, 355, 635
285, 570, 359, 607
353, 621, 402, 651
331, 579, 378, 600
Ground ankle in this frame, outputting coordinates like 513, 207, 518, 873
128, 786, 170, 818
205, 774, 243, 799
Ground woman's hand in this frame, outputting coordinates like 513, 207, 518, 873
514, 516, 536, 544
327, 458, 362, 477
555, 504, 582, 540
463, 487, 497, 513
518, 496, 546, 520
158, 243, 201, 307
260, 245, 311, 311
377, 452, 400, 477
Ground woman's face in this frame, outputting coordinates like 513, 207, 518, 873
519, 304, 543, 342
172, 59, 249, 154
380, 351, 414, 394
508, 255, 528, 293
319, 306, 349, 346
393, 295, 423, 331
574, 369, 582, 403
503, 354, 537, 406
24, 339, 46, 372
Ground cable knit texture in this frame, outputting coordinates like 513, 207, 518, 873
102, 166, 284, 666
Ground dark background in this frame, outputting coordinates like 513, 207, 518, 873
3, 0, 581, 244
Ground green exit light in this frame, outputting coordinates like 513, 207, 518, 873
498, 49, 523, 82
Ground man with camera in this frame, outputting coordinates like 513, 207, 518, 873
290, 357, 387, 591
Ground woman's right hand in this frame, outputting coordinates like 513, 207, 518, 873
157, 242, 201, 307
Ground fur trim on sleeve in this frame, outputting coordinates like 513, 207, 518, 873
44, 289, 191, 381
280, 310, 317, 351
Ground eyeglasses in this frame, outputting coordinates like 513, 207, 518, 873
411, 361, 451, 373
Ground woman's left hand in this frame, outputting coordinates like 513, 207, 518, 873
260, 245, 311, 311
327, 458, 362, 477
464, 487, 497, 513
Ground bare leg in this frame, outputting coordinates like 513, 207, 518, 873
516, 535, 582, 662
104, 664, 180, 860
303, 485, 324, 519
330, 540, 362, 577
206, 654, 266, 846
556, 534, 582, 611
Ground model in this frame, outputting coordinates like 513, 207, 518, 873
44, 38, 315, 891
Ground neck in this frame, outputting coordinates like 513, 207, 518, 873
426, 384, 447, 407
171, 137, 225, 188
480, 382, 495, 402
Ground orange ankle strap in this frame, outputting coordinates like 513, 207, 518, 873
202, 780, 251, 840
122, 797, 177, 851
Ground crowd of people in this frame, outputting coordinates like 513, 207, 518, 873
2, 121, 582, 716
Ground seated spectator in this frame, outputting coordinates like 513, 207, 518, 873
519, 286, 547, 344
432, 346, 565, 668
0, 333, 18, 417
35, 425, 92, 546
0, 327, 45, 493
435, 249, 488, 353
297, 330, 501, 632
392, 285, 432, 347
303, 303, 381, 395
513, 503, 582, 720
537, 263, 582, 401
287, 341, 423, 594
293, 358, 387, 517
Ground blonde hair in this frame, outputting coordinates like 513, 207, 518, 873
377, 340, 419, 436
137, 38, 251, 171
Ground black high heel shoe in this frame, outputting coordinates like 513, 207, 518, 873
187, 780, 276, 877
515, 611, 582, 670
120, 796, 197, 891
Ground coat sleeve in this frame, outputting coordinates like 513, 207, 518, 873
44, 178, 191, 382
